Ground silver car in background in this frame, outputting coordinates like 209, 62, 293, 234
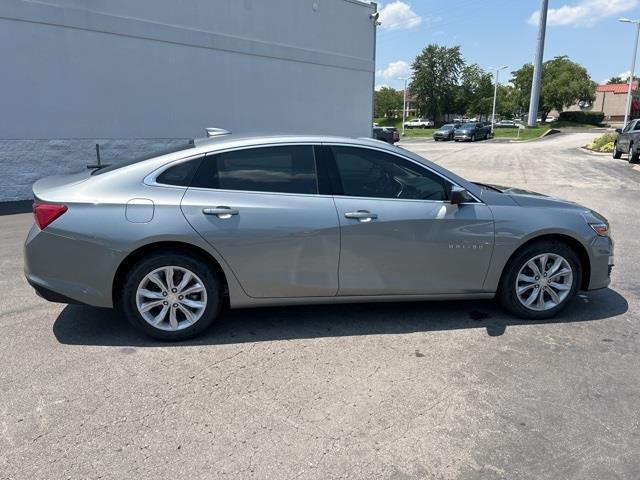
24, 133, 614, 340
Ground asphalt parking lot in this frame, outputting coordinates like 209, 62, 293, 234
1, 133, 639, 479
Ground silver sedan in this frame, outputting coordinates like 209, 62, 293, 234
24, 133, 614, 340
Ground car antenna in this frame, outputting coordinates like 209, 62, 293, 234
87, 143, 109, 169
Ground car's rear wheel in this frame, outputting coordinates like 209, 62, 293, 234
629, 143, 639, 163
613, 142, 622, 159
118, 253, 223, 340
498, 240, 581, 320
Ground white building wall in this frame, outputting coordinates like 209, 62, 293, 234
0, 0, 376, 201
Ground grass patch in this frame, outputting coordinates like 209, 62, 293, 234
549, 121, 604, 129
492, 126, 549, 140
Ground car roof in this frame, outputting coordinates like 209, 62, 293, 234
191, 133, 391, 152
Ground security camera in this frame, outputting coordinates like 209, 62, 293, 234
370, 11, 379, 21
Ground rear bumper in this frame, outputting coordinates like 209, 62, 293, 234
24, 224, 121, 308
27, 277, 87, 305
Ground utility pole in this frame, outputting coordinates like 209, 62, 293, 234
489, 65, 508, 133
400, 77, 409, 136
619, 18, 640, 128
528, 0, 549, 127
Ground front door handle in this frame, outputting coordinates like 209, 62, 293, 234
344, 210, 378, 222
202, 206, 239, 219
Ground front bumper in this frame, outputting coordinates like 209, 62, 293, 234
454, 134, 471, 141
433, 132, 452, 139
587, 234, 614, 290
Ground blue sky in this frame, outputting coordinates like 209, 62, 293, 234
374, 0, 640, 89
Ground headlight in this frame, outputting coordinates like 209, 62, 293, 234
590, 223, 609, 236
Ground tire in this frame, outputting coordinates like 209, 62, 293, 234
497, 240, 581, 320
629, 143, 639, 163
117, 253, 223, 341
613, 142, 622, 159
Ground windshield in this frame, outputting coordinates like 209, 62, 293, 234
461, 123, 476, 129
440, 125, 455, 130
91, 140, 195, 175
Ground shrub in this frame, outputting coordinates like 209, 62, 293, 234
558, 111, 605, 125
587, 133, 617, 152
600, 141, 615, 153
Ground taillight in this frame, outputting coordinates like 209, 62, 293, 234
33, 202, 68, 229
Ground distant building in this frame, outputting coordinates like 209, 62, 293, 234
556, 81, 640, 123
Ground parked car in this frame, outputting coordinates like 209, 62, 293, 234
404, 118, 434, 129
613, 119, 640, 162
433, 124, 459, 141
495, 120, 517, 128
454, 122, 492, 141
25, 132, 613, 340
373, 126, 399, 144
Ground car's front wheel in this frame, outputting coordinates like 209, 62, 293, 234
118, 253, 223, 340
498, 241, 581, 320
629, 143, 639, 163
613, 142, 622, 159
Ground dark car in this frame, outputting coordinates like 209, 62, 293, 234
433, 124, 460, 141
373, 126, 400, 144
613, 119, 640, 163
454, 122, 492, 142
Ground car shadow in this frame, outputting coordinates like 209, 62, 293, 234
52, 288, 629, 348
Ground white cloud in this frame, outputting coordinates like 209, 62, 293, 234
379, 1, 422, 31
375, 84, 390, 91
376, 60, 412, 80
528, 0, 640, 27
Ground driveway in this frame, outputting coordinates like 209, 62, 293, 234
1, 133, 639, 479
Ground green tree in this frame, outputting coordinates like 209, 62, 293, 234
457, 64, 494, 120
410, 44, 464, 121
374, 87, 403, 118
495, 84, 518, 119
510, 63, 536, 115
510, 57, 595, 122
543, 56, 595, 120
607, 75, 639, 84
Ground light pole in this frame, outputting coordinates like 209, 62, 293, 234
528, 0, 549, 127
400, 77, 409, 136
619, 18, 640, 128
489, 65, 508, 133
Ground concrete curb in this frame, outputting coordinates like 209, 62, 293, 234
578, 147, 613, 156
0, 200, 32, 216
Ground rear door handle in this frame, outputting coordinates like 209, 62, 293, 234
202, 206, 239, 219
344, 210, 378, 222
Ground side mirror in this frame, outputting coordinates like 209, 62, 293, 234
450, 186, 469, 205
615, 128, 622, 134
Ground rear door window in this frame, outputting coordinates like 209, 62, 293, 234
192, 145, 318, 194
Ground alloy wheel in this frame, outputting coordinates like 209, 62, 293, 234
135, 266, 208, 331
515, 253, 573, 311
